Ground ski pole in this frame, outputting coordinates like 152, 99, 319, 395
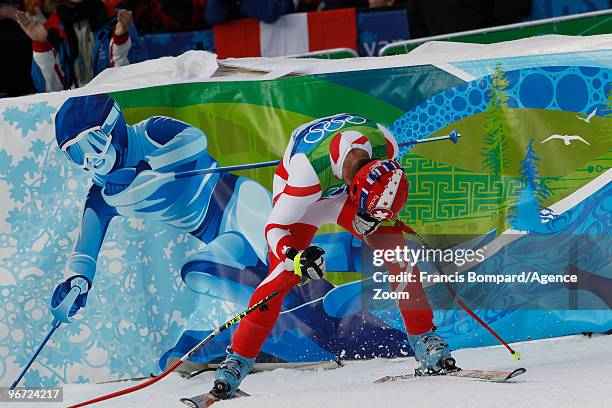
10, 320, 61, 390
175, 160, 280, 178
68, 290, 280, 408
10, 285, 83, 389
173, 130, 460, 179
409, 130, 460, 145
125, 130, 461, 201
442, 280, 521, 360
395, 221, 520, 360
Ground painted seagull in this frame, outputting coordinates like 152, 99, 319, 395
576, 108, 597, 123
541, 134, 591, 146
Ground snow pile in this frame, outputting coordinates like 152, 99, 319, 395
55, 334, 611, 408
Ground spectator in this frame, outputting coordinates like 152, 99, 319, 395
406, 0, 532, 39
205, 0, 295, 25
0, 0, 35, 97
15, 0, 146, 93
116, 0, 208, 34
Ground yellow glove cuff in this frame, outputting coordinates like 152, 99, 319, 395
293, 251, 302, 279
293, 251, 311, 286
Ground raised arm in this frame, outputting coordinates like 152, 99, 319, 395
15, 11, 65, 92
110, 9, 134, 67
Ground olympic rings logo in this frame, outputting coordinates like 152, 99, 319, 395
302, 114, 367, 144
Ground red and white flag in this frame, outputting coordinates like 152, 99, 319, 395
213, 8, 357, 58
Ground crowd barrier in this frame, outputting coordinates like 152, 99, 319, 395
141, 1, 610, 60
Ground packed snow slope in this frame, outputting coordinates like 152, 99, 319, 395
55, 334, 611, 408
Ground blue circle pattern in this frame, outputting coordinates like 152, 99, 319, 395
390, 66, 611, 153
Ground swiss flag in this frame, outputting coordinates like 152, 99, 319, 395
213, 8, 357, 58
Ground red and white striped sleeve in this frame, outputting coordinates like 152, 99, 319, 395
272, 134, 295, 204
265, 153, 322, 260
272, 160, 289, 205
110, 31, 131, 67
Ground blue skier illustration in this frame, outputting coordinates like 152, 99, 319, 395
50, 93, 273, 323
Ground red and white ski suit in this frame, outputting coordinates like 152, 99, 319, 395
231, 122, 434, 358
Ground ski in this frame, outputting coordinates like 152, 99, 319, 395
182, 360, 342, 380
375, 368, 527, 384
96, 374, 156, 384
180, 389, 250, 407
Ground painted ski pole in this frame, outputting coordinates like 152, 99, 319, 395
174, 160, 280, 179
409, 130, 460, 145
68, 290, 280, 408
10, 285, 83, 389
173, 130, 460, 179
10, 320, 61, 390
394, 221, 520, 360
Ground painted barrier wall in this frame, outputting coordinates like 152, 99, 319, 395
0, 42, 610, 386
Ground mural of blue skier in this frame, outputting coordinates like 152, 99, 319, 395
50, 94, 274, 323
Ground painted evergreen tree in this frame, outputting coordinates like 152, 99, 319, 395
507, 139, 554, 231
481, 64, 514, 234
481, 64, 512, 175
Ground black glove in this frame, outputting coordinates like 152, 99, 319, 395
353, 211, 381, 235
285, 246, 326, 282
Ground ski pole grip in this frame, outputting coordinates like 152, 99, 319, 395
51, 286, 81, 324
449, 130, 460, 143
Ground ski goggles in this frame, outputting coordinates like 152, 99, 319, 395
61, 102, 121, 169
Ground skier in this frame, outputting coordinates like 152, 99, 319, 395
211, 113, 455, 399
49, 93, 272, 323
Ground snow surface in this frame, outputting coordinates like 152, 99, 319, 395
52, 334, 611, 408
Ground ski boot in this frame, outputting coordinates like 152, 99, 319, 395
211, 347, 255, 399
408, 330, 457, 376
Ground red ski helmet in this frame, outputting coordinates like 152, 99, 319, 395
349, 159, 408, 221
